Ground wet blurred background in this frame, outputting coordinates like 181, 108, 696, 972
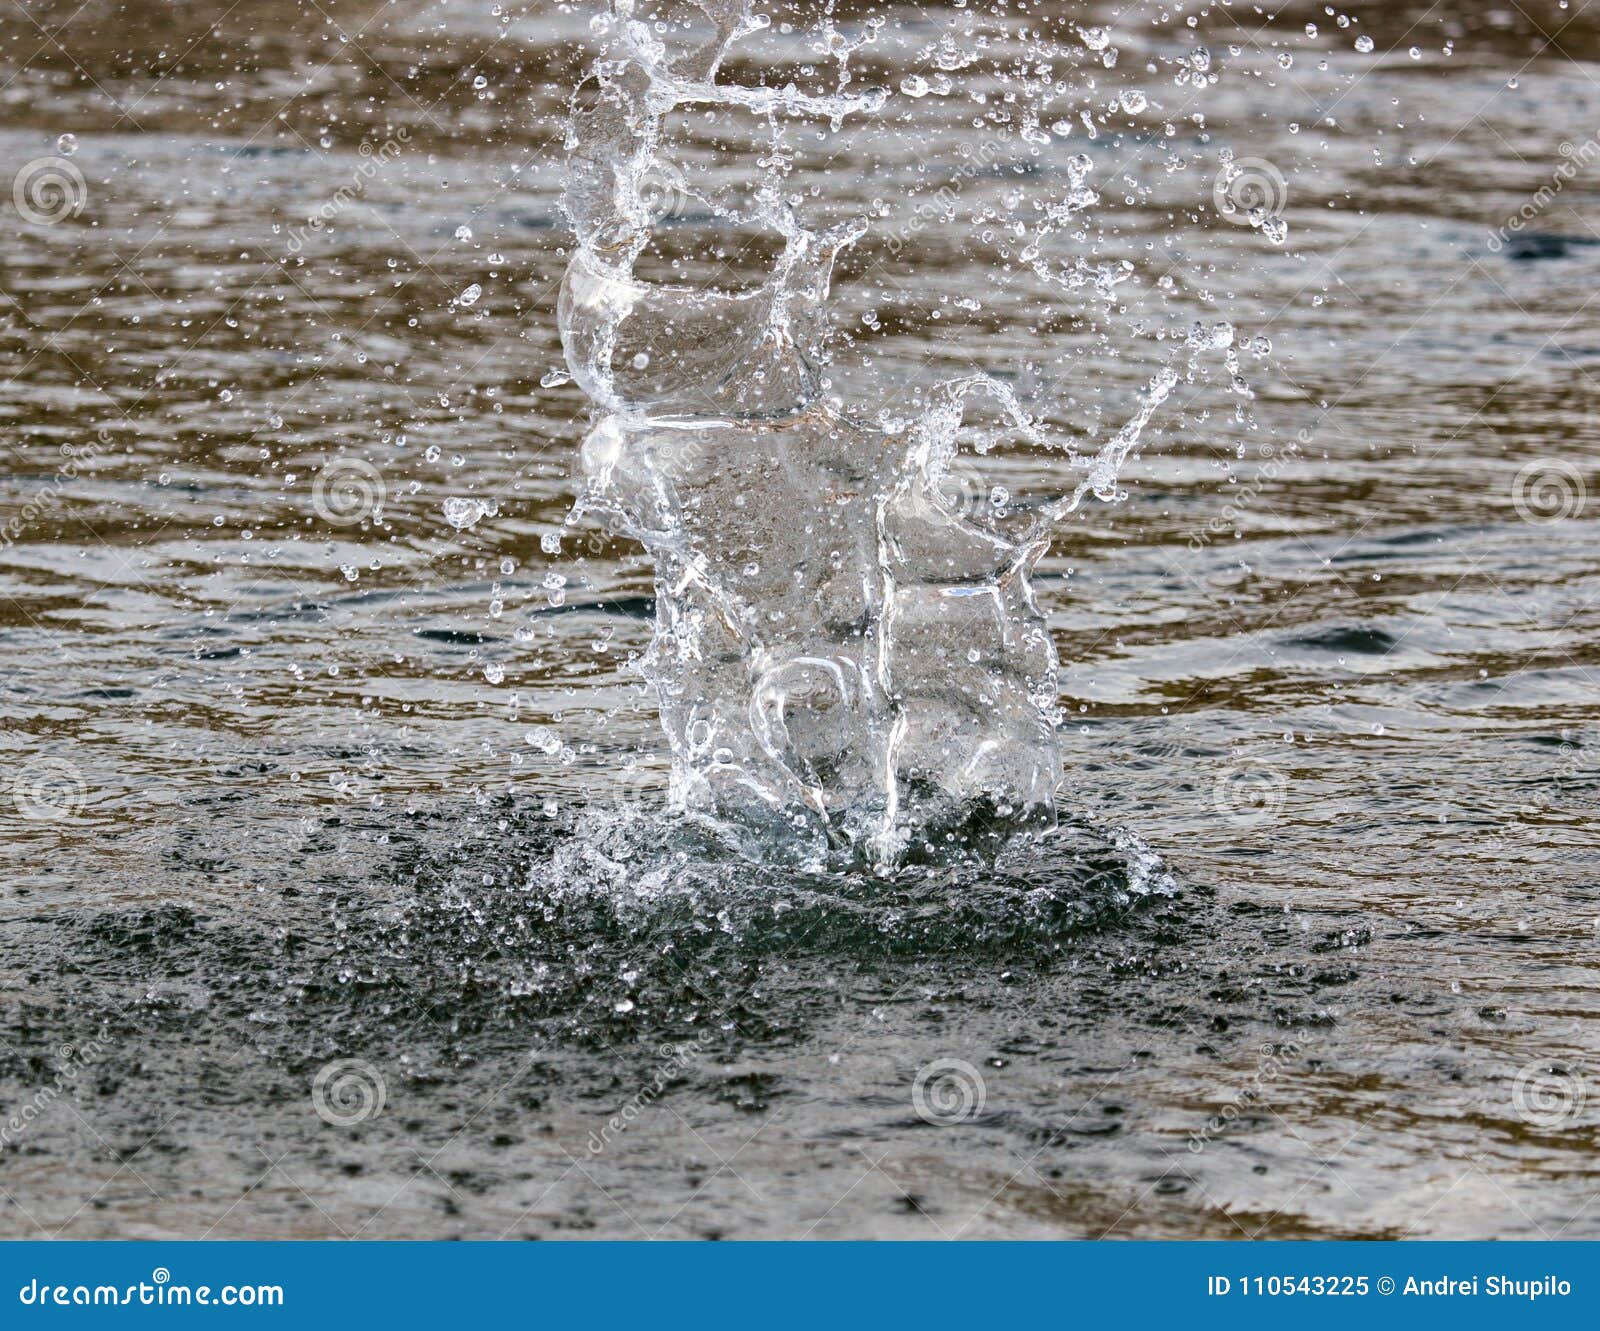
0, 0, 1597, 1238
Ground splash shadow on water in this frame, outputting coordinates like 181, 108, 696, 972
313, 804, 1194, 1053
16, 800, 1204, 1076
6, 796, 1411, 1238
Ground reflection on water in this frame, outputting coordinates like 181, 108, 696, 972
1, 0, 1598, 1238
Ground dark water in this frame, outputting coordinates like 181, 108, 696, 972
1, 0, 1597, 1238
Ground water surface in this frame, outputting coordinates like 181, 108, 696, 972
1, 0, 1597, 1238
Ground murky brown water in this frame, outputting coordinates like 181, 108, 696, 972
1, 0, 1597, 1239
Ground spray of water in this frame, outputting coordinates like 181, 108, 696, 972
556, 0, 1230, 870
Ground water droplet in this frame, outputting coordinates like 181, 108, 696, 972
1354, 34, 1375, 53
455, 282, 482, 307
443, 496, 489, 530
527, 728, 562, 755
56, 133, 78, 156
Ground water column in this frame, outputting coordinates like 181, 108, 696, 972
559, 1, 1061, 868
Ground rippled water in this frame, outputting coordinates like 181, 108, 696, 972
1, 0, 1598, 1239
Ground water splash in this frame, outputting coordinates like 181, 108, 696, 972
557, 0, 1221, 870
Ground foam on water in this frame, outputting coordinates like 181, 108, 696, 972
557, 0, 1228, 870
